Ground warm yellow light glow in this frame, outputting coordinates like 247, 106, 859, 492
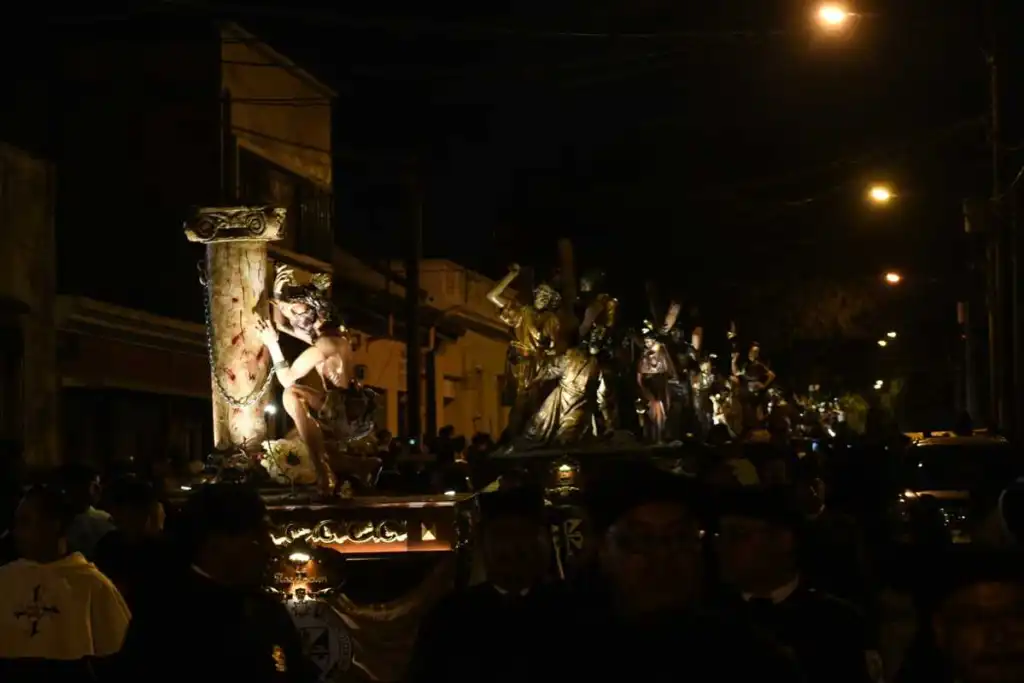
443, 490, 456, 497
868, 184, 894, 204
887, 331, 897, 339
877, 340, 888, 348
816, 4, 850, 28
558, 464, 573, 472
288, 551, 311, 564
884, 272, 902, 285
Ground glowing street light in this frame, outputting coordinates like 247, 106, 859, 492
877, 339, 888, 348
874, 380, 884, 390
868, 184, 894, 204
884, 271, 902, 285
886, 331, 898, 339
815, 3, 851, 30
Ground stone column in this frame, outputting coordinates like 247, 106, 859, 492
185, 207, 285, 454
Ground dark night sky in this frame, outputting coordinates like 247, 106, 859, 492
238, 1, 1021, 299
90, 1, 1024, 373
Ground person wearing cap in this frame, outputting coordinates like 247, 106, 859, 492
407, 486, 561, 683
714, 486, 881, 683
896, 549, 1024, 683
117, 484, 317, 682
556, 463, 801, 682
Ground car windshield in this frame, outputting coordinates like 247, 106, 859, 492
906, 445, 1017, 492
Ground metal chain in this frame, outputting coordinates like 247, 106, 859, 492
201, 255, 275, 408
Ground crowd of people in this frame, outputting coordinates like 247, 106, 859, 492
0, 434, 1022, 682
0, 465, 316, 681
410, 449, 1024, 683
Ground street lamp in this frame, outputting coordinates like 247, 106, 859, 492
887, 331, 898, 339
877, 339, 888, 348
883, 271, 902, 285
874, 380, 884, 390
815, 3, 851, 30
868, 184, 894, 204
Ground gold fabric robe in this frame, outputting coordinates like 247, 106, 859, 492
499, 301, 560, 392
524, 348, 610, 445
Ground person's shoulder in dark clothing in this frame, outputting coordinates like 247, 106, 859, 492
0, 657, 102, 683
92, 529, 125, 574
790, 585, 869, 633
677, 607, 804, 678
118, 570, 315, 682
554, 591, 802, 682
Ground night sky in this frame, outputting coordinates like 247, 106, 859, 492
50, 2, 1024, 411
233, 3, 1013, 282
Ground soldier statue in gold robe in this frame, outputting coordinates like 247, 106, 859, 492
486, 264, 562, 436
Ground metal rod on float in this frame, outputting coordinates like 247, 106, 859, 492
404, 163, 423, 444
557, 238, 578, 345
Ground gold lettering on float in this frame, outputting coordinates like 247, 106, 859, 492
309, 520, 408, 545
271, 526, 313, 547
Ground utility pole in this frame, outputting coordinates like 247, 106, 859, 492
404, 162, 423, 443
983, 0, 1009, 433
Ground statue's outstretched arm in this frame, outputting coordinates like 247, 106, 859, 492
661, 302, 680, 333
273, 345, 326, 388
486, 264, 520, 308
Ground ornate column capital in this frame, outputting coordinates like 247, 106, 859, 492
184, 206, 286, 244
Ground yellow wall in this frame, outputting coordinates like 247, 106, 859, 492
220, 26, 333, 190
435, 329, 510, 439
319, 256, 514, 440
419, 260, 512, 439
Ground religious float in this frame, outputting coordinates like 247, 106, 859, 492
180, 206, 796, 679
183, 207, 474, 682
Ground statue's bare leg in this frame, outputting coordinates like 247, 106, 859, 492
282, 385, 336, 495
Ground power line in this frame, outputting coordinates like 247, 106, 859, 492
232, 125, 330, 157
164, 0, 791, 42
237, 114, 984, 194
684, 116, 986, 202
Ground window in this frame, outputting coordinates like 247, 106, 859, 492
237, 147, 333, 263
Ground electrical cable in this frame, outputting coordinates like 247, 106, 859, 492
161, 0, 791, 42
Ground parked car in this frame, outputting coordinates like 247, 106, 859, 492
892, 435, 1016, 544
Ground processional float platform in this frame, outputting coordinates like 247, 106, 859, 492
266, 492, 476, 556
487, 442, 709, 497
264, 492, 476, 682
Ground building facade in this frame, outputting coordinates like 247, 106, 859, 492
390, 259, 514, 440
0, 20, 339, 468
0, 20, 510, 468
